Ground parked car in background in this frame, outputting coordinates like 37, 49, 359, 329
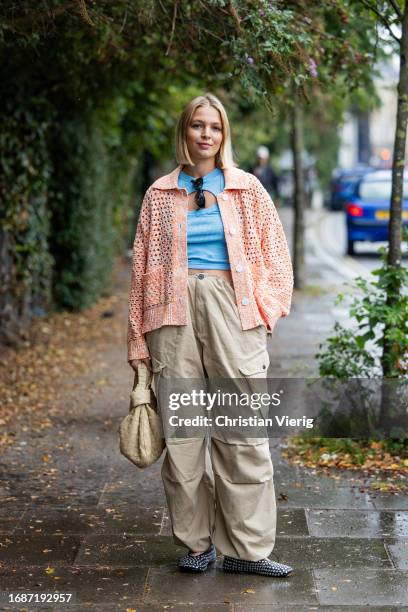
345, 170, 408, 255
329, 165, 374, 211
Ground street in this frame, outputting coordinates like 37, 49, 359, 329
308, 208, 393, 282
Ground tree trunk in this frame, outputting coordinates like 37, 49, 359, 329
379, 3, 408, 428
388, 5, 408, 268
291, 89, 305, 289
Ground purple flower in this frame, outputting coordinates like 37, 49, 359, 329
308, 58, 318, 78
247, 56, 254, 64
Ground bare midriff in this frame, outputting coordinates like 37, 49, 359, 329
187, 190, 234, 288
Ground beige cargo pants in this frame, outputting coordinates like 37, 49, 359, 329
145, 272, 276, 562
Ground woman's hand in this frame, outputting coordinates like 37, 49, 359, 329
129, 357, 151, 372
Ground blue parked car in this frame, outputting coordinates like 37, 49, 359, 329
329, 166, 374, 211
345, 170, 408, 255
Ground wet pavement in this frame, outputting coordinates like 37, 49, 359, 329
0, 208, 407, 610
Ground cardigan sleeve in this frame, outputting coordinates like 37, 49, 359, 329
127, 188, 152, 362
252, 176, 294, 331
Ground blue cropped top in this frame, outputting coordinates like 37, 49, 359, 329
178, 167, 230, 270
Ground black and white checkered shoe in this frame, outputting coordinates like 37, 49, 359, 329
178, 544, 217, 572
223, 555, 293, 577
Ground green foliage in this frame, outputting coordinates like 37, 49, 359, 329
0, 0, 386, 340
291, 435, 408, 460
0, 2, 205, 324
316, 320, 377, 377
317, 238, 408, 379
0, 84, 54, 336
48, 108, 128, 310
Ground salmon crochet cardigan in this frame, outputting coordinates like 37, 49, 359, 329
127, 164, 294, 362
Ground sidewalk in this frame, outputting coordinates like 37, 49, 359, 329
0, 209, 407, 610
270, 206, 352, 377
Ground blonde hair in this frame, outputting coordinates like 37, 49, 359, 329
175, 93, 236, 168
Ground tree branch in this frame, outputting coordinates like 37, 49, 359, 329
359, 0, 401, 43
227, 0, 243, 35
76, 0, 94, 26
387, 0, 403, 20
165, 0, 178, 56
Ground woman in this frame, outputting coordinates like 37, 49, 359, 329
127, 93, 294, 577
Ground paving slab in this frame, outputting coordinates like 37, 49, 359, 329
144, 564, 317, 606
372, 495, 408, 510
13, 505, 165, 536
0, 564, 147, 606
1, 491, 102, 508
385, 539, 408, 570
74, 534, 185, 566
98, 476, 166, 508
0, 514, 26, 535
160, 509, 310, 539
0, 504, 27, 524
130, 606, 233, 612
275, 486, 376, 509
306, 509, 408, 539
272, 537, 390, 569
0, 605, 233, 612
5, 605, 406, 612
294, 471, 370, 489
275, 509, 310, 538
314, 569, 408, 606
234, 606, 408, 611
0, 534, 80, 565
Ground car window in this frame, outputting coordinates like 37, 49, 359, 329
359, 180, 408, 200
340, 174, 360, 184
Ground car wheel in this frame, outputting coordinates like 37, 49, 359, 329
347, 239, 355, 256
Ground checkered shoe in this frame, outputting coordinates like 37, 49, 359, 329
178, 544, 217, 572
223, 555, 293, 577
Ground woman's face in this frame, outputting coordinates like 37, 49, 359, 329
185, 106, 223, 163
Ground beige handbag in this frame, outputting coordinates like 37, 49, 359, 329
118, 362, 165, 468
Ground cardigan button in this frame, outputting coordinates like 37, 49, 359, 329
221, 194, 228, 200
241, 297, 250, 305
235, 264, 243, 273
229, 227, 237, 235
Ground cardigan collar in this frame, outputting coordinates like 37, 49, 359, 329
151, 164, 250, 191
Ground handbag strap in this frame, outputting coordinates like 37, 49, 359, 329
133, 360, 152, 389
130, 387, 152, 406
138, 361, 151, 383
131, 362, 154, 408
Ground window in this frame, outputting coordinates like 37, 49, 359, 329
359, 180, 408, 201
